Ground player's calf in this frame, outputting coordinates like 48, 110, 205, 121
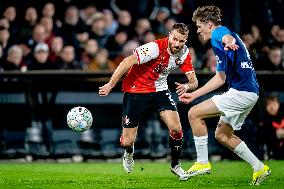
169, 129, 183, 168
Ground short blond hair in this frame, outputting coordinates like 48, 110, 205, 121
192, 6, 222, 25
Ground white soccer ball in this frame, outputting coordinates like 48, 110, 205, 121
67, 106, 93, 132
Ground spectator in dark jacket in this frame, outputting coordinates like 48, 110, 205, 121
1, 45, 26, 71
257, 93, 284, 159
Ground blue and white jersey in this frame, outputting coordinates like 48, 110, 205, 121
211, 26, 259, 94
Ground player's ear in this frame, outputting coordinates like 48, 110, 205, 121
208, 22, 213, 29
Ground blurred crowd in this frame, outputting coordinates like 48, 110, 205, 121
0, 0, 283, 73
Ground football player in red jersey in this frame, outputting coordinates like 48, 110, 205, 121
99, 23, 198, 180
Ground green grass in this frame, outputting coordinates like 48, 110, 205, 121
0, 160, 283, 188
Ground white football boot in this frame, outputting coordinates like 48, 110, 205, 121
122, 150, 134, 173
171, 164, 189, 181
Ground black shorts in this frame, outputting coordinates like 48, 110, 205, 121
122, 90, 177, 128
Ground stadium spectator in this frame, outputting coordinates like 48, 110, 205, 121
3, 6, 16, 23
142, 30, 156, 44
89, 13, 108, 47
58, 45, 83, 70
102, 9, 118, 36
170, 0, 194, 23
41, 2, 55, 18
39, 17, 56, 47
48, 36, 64, 64
81, 39, 99, 65
60, 6, 88, 50
112, 40, 139, 67
258, 92, 284, 160
17, 7, 38, 41
164, 17, 177, 34
27, 42, 56, 70
24, 24, 48, 53
0, 45, 26, 71
3, 6, 17, 42
133, 18, 152, 44
79, 4, 97, 26
0, 18, 10, 31
105, 28, 128, 60
87, 48, 115, 71
150, 7, 171, 38
116, 10, 133, 35
0, 24, 11, 53
257, 46, 284, 70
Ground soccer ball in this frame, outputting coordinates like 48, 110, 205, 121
67, 106, 93, 132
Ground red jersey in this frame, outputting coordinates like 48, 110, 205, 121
122, 37, 195, 93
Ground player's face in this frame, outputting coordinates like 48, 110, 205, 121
168, 30, 187, 54
196, 20, 212, 40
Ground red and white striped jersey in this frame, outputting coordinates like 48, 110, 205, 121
122, 37, 194, 93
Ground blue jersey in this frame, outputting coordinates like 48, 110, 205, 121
211, 26, 259, 94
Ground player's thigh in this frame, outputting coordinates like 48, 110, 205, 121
159, 110, 181, 131
189, 99, 221, 120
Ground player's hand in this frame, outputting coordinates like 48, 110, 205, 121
175, 82, 189, 96
99, 83, 113, 96
224, 43, 239, 51
179, 92, 196, 104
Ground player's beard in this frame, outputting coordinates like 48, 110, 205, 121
169, 43, 182, 54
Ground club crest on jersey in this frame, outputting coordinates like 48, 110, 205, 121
123, 115, 130, 126
175, 58, 182, 65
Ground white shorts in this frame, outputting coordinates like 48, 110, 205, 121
211, 88, 258, 130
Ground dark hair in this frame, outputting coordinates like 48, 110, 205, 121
192, 6, 222, 25
265, 92, 280, 106
170, 23, 189, 35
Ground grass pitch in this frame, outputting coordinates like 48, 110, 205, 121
0, 160, 283, 188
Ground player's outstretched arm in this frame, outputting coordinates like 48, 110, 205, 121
179, 72, 226, 104
99, 54, 138, 96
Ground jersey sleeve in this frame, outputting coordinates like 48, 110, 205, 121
212, 26, 231, 43
179, 53, 195, 74
134, 42, 159, 65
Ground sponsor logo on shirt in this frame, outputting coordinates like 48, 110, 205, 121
241, 61, 254, 70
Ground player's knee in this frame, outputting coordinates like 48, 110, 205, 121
188, 106, 199, 122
